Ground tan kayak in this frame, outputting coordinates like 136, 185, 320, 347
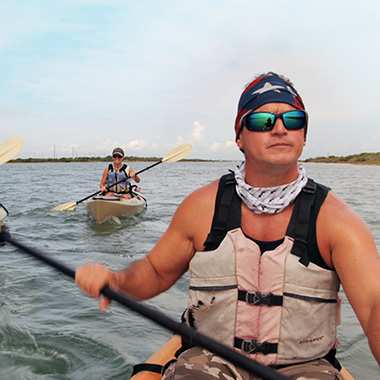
85, 193, 146, 223
130, 334, 355, 380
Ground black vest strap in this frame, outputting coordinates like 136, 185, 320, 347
288, 179, 317, 267
203, 173, 240, 251
108, 163, 127, 173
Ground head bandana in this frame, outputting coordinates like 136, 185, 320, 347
234, 73, 307, 140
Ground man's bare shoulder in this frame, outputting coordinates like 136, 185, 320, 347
169, 179, 220, 251
187, 179, 219, 202
175, 179, 220, 220
319, 190, 364, 226
317, 190, 377, 268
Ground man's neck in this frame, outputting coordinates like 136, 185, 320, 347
244, 162, 299, 188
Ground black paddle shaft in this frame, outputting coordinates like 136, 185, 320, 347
0, 229, 291, 380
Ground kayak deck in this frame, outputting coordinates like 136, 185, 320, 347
130, 335, 181, 380
85, 193, 146, 223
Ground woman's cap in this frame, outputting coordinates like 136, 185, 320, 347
112, 147, 124, 157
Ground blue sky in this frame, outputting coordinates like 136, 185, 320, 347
1, 0, 380, 160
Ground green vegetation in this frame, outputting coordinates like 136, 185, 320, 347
9, 156, 212, 163
303, 152, 380, 165
10, 155, 162, 163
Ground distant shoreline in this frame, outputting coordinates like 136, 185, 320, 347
8, 156, 232, 163
302, 152, 380, 166
8, 152, 380, 165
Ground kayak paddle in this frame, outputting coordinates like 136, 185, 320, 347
0, 137, 23, 166
50, 143, 192, 212
0, 228, 291, 380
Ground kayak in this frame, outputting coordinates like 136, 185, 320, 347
130, 335, 181, 380
0, 203, 9, 223
130, 335, 355, 380
85, 192, 146, 223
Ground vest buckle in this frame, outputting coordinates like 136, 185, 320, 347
245, 291, 270, 306
242, 339, 263, 354
235, 337, 278, 355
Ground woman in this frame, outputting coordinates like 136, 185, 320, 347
100, 147, 140, 199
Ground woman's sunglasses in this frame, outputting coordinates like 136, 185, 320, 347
113, 154, 122, 158
244, 110, 308, 132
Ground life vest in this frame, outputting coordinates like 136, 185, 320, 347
185, 173, 341, 366
105, 164, 131, 194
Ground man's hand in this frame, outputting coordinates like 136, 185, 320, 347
75, 263, 115, 313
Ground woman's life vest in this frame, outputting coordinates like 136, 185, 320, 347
185, 173, 341, 366
105, 164, 131, 194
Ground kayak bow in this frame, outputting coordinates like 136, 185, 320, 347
85, 192, 146, 223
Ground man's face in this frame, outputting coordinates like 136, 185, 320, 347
236, 102, 306, 172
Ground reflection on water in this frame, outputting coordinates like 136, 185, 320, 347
0, 161, 379, 379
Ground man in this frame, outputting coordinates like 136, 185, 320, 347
76, 73, 380, 379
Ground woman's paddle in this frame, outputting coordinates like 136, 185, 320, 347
0, 228, 291, 380
50, 143, 192, 212
0, 137, 23, 166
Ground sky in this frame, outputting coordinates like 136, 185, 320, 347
1, 0, 380, 161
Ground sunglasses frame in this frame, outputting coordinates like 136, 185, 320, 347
243, 110, 308, 132
113, 154, 123, 158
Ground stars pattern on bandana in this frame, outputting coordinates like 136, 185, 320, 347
251, 82, 298, 98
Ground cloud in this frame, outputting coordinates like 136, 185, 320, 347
2, 1, 380, 161
191, 121, 206, 140
209, 140, 235, 152
125, 140, 147, 152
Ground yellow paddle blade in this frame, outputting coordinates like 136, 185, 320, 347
50, 202, 77, 212
162, 143, 192, 163
0, 137, 23, 165
340, 366, 355, 380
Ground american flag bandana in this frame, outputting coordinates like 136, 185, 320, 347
234, 74, 306, 140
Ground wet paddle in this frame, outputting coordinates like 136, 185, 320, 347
50, 143, 192, 212
0, 137, 23, 166
0, 229, 291, 380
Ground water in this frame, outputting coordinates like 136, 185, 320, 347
0, 161, 379, 379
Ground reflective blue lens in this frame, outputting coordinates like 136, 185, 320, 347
245, 110, 307, 131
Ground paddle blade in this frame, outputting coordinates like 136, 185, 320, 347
0, 137, 23, 165
162, 143, 192, 163
50, 202, 77, 212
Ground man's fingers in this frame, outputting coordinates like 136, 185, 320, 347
100, 297, 111, 313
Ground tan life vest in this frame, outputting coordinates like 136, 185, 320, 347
185, 174, 341, 366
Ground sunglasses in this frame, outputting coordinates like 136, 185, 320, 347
244, 110, 308, 132
113, 154, 122, 158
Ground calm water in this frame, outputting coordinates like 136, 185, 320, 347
0, 161, 379, 379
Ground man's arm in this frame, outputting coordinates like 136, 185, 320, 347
318, 191, 380, 365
